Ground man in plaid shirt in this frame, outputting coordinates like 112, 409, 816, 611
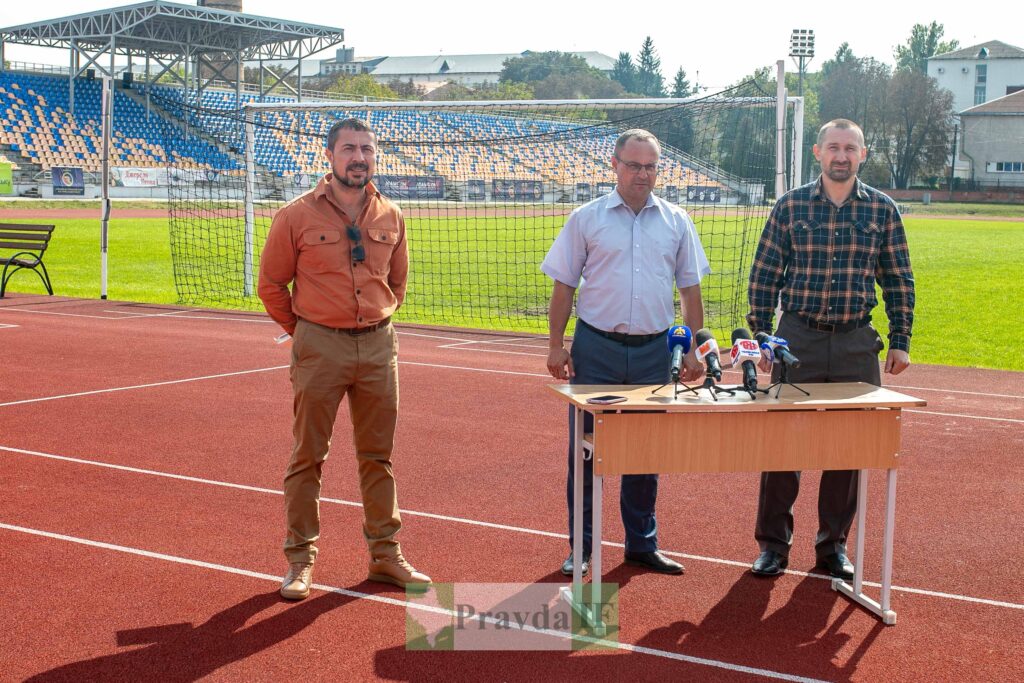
746, 118, 915, 580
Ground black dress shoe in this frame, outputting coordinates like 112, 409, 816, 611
818, 552, 854, 580
751, 550, 788, 576
561, 552, 590, 576
624, 551, 684, 575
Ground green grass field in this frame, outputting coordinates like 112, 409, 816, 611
2, 209, 1021, 371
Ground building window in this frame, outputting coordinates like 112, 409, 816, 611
989, 162, 1024, 173
975, 86, 987, 105
976, 64, 987, 84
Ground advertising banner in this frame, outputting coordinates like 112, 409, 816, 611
377, 175, 445, 199
686, 185, 721, 203
0, 163, 12, 195
51, 167, 84, 196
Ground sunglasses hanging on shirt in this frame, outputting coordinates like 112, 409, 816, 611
346, 224, 365, 263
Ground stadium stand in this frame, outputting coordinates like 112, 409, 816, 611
0, 72, 238, 174
0, 70, 721, 193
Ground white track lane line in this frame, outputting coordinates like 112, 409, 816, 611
0, 323, 18, 329
3, 445, 1021, 613
0, 522, 827, 682
4, 360, 1022, 425
4, 307, 1019, 400
0, 365, 289, 408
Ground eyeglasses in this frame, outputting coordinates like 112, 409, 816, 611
346, 224, 365, 263
615, 156, 659, 174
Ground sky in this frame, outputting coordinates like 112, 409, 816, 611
0, 0, 1012, 91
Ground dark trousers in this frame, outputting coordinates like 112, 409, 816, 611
755, 313, 885, 559
567, 321, 670, 556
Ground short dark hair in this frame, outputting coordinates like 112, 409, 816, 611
817, 118, 865, 147
614, 129, 661, 157
327, 117, 376, 150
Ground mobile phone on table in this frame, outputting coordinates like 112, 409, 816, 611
586, 394, 628, 405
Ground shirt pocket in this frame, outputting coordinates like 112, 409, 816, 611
850, 220, 882, 270
790, 219, 822, 268
299, 229, 344, 273
363, 227, 400, 275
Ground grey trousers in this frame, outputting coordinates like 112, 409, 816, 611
754, 313, 884, 559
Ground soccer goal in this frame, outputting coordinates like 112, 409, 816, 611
166, 85, 804, 335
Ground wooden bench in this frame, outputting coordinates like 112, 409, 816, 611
0, 223, 55, 298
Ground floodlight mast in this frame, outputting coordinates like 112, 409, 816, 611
789, 29, 815, 96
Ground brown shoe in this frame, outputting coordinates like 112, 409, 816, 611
280, 562, 314, 600
368, 555, 431, 590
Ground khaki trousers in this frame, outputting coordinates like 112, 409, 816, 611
284, 318, 402, 564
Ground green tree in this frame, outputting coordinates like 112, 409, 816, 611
817, 45, 891, 150
426, 80, 534, 101
327, 73, 398, 100
386, 78, 426, 100
894, 21, 959, 73
499, 51, 591, 84
533, 72, 625, 99
611, 52, 637, 94
875, 68, 955, 188
670, 67, 692, 98
635, 37, 666, 97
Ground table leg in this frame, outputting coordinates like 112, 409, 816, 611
880, 468, 898, 624
591, 471, 605, 636
853, 469, 868, 594
833, 468, 898, 625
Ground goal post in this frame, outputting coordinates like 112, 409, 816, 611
166, 85, 803, 336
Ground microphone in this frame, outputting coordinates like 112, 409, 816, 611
667, 325, 692, 383
754, 332, 802, 368
730, 328, 761, 392
694, 329, 723, 381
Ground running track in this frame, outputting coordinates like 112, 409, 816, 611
1, 294, 1021, 681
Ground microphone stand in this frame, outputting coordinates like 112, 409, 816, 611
651, 376, 700, 399
765, 362, 809, 398
701, 371, 736, 402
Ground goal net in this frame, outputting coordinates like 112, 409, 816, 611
163, 85, 799, 335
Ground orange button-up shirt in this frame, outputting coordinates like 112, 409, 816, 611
258, 174, 409, 334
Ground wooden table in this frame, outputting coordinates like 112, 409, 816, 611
548, 381, 927, 630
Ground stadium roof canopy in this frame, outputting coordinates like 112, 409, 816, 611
0, 1, 345, 104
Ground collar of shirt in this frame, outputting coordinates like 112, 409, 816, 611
605, 188, 658, 213
313, 173, 381, 219
810, 175, 868, 207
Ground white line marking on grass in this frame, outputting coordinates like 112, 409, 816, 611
0, 365, 288, 408
3, 445, 1022, 613
0, 521, 830, 682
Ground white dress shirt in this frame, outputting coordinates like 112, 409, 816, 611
541, 189, 710, 335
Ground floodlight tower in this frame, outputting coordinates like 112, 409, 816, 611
789, 29, 815, 95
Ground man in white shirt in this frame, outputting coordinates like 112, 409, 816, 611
542, 129, 710, 577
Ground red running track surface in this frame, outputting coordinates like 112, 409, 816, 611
1, 294, 1022, 682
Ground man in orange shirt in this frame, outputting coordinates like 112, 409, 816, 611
259, 118, 430, 600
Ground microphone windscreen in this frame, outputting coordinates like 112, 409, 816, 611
695, 328, 714, 345
732, 327, 753, 343
667, 325, 691, 353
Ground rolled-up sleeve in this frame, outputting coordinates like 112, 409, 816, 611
258, 208, 299, 334
540, 209, 587, 287
388, 212, 410, 307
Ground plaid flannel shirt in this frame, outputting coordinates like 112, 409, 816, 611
747, 176, 915, 352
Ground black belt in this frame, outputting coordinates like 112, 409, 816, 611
578, 319, 666, 347
791, 313, 870, 334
